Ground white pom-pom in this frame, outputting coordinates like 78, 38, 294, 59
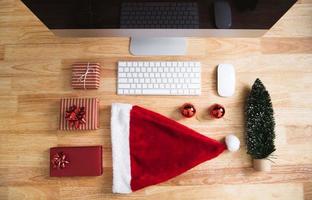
225, 134, 240, 152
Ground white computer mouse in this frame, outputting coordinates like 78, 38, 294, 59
217, 64, 235, 97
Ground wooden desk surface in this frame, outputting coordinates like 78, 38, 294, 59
0, 0, 311, 199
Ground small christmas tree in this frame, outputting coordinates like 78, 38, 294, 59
245, 78, 276, 171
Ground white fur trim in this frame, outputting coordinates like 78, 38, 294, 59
111, 103, 133, 193
225, 134, 240, 152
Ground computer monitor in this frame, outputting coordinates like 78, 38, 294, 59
21, 0, 297, 55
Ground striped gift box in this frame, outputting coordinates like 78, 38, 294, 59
59, 98, 100, 131
72, 63, 100, 89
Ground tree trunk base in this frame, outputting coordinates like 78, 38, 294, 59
253, 159, 271, 172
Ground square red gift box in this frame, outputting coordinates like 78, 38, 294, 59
72, 63, 100, 89
59, 98, 100, 131
50, 146, 103, 177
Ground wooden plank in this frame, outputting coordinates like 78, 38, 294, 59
59, 183, 303, 200
261, 38, 312, 54
0, 187, 8, 200
4, 41, 130, 61
1, 167, 108, 187
0, 133, 57, 167
0, 45, 3, 60
0, 60, 62, 77
0, 78, 12, 95
298, 0, 312, 3
8, 186, 60, 200
304, 182, 312, 200
0, 96, 17, 115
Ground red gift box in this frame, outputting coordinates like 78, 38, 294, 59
50, 146, 103, 177
72, 63, 100, 89
59, 98, 99, 131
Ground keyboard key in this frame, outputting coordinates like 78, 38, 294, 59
191, 78, 200, 83
188, 84, 200, 89
135, 89, 142, 94
119, 84, 131, 88
119, 73, 126, 78
119, 62, 126, 67
118, 78, 128, 83
193, 67, 200, 72
142, 89, 171, 95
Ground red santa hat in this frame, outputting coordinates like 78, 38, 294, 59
111, 103, 240, 194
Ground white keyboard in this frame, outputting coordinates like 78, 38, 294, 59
117, 61, 201, 95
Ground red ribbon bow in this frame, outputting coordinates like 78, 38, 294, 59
65, 105, 86, 129
51, 152, 69, 169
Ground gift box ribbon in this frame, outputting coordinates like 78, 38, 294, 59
51, 152, 69, 169
76, 62, 95, 89
65, 105, 86, 129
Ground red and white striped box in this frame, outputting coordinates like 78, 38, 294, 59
59, 98, 100, 131
72, 63, 100, 89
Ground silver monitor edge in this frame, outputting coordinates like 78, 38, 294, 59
52, 29, 266, 37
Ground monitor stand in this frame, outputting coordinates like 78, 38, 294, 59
130, 37, 187, 56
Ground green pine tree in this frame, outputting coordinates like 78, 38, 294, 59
245, 78, 276, 160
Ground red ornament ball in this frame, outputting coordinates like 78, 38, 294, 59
210, 104, 225, 119
181, 103, 196, 118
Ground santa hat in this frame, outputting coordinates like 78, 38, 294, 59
111, 103, 240, 194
